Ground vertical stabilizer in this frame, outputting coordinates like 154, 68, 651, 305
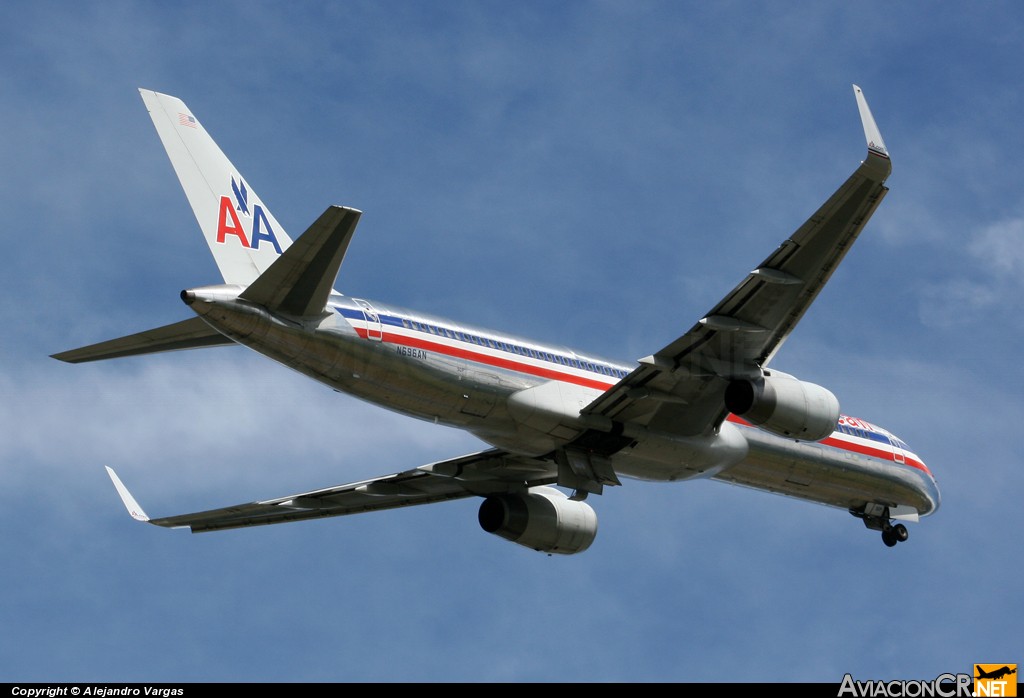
139, 89, 294, 286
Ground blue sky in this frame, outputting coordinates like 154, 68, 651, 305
2, 0, 1021, 683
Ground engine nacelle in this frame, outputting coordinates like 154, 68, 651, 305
724, 371, 839, 442
478, 486, 598, 555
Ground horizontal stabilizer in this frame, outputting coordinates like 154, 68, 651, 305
52, 317, 233, 364
240, 205, 362, 316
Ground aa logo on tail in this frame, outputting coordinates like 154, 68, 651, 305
974, 664, 1017, 697
231, 176, 249, 215
215, 176, 283, 254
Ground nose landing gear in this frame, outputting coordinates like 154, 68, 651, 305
880, 522, 909, 547
851, 504, 911, 547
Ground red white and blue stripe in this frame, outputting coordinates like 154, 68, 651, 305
337, 303, 930, 477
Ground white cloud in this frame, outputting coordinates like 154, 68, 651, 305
969, 216, 1024, 276
917, 215, 1024, 328
0, 353, 481, 502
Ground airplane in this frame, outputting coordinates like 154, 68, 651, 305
976, 667, 1017, 681
54, 85, 940, 554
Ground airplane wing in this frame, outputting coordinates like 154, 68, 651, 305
581, 85, 892, 437
106, 449, 557, 533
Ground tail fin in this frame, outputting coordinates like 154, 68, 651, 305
139, 89, 293, 286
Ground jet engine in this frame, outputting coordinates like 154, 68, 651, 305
724, 371, 839, 442
478, 486, 598, 555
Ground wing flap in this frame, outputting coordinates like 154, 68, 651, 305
155, 472, 474, 533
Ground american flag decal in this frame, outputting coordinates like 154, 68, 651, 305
178, 113, 197, 128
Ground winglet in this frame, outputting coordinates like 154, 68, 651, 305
105, 466, 151, 522
853, 85, 891, 178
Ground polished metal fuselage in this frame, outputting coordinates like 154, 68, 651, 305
185, 286, 940, 519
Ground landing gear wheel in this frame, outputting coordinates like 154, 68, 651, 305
853, 506, 912, 547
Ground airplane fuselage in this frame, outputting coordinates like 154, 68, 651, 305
73, 87, 937, 553
183, 285, 940, 520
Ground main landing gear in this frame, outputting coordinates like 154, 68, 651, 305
851, 504, 910, 548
